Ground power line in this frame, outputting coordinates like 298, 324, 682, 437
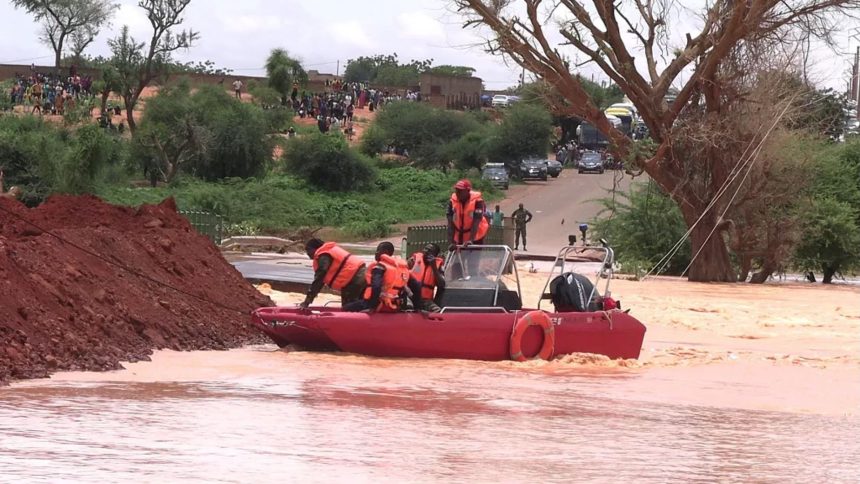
0, 203, 251, 315
0, 55, 54, 64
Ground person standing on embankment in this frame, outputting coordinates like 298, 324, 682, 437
511, 203, 533, 251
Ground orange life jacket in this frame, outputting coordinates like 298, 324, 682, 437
450, 191, 489, 244
313, 242, 365, 291
363, 254, 409, 312
410, 252, 444, 300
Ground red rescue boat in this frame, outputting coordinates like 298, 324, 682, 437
250, 245, 646, 361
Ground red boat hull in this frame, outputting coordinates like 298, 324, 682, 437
250, 307, 646, 361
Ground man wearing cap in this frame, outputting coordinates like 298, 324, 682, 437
447, 179, 490, 248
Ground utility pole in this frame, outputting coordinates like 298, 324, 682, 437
336, 60, 340, 77
854, 47, 859, 116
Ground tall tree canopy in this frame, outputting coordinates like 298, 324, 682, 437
108, 0, 198, 133
264, 48, 307, 105
456, 0, 860, 282
12, 0, 118, 70
342, 54, 437, 86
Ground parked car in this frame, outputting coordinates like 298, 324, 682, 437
492, 94, 511, 108
546, 159, 563, 178
578, 151, 604, 174
481, 163, 510, 189
518, 158, 548, 181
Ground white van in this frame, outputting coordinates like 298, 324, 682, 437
492, 95, 510, 107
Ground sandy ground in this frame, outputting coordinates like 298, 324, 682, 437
256, 262, 860, 414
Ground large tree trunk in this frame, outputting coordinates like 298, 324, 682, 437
749, 264, 775, 284
124, 95, 137, 134
54, 32, 66, 74
100, 91, 110, 116
822, 266, 836, 284
683, 209, 737, 282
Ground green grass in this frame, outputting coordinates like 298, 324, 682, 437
97, 166, 500, 240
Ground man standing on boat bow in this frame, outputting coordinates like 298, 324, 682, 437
301, 238, 367, 309
447, 179, 489, 249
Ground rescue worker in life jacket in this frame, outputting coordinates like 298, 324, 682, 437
301, 238, 367, 309
407, 243, 445, 313
447, 179, 489, 249
344, 242, 410, 312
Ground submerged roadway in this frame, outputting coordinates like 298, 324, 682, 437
496, 168, 633, 256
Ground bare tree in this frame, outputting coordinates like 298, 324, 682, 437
455, 0, 859, 281
108, 0, 198, 133
12, 0, 118, 72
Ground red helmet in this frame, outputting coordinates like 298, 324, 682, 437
454, 179, 472, 190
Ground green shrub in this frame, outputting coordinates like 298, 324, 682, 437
790, 141, 860, 281
63, 98, 97, 127
485, 103, 553, 166
793, 198, 860, 282
372, 102, 480, 169
304, 198, 373, 225
447, 129, 490, 170
343, 219, 393, 239
57, 123, 115, 194
0, 116, 68, 203
592, 181, 690, 275
132, 84, 270, 182
263, 107, 292, 132
248, 85, 282, 108
225, 220, 261, 236
360, 123, 388, 156
284, 132, 376, 191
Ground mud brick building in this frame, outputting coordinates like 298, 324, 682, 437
420, 72, 482, 110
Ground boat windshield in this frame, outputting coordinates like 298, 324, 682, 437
444, 246, 513, 288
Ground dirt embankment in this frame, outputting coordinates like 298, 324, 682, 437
0, 195, 272, 383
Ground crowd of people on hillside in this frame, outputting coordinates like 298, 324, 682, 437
285, 79, 421, 137
4, 65, 96, 116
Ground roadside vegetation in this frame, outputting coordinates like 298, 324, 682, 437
361, 101, 553, 172
594, 137, 860, 283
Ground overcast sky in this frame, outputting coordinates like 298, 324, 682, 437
0, 0, 856, 92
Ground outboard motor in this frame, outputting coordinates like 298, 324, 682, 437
549, 272, 601, 312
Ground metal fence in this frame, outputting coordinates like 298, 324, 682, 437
179, 210, 225, 245
404, 223, 514, 257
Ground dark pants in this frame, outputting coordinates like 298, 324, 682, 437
340, 269, 367, 306
407, 278, 442, 313
515, 225, 527, 249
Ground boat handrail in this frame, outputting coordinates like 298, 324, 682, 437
439, 306, 509, 314
537, 243, 615, 310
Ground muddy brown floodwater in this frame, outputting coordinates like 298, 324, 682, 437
1, 264, 859, 482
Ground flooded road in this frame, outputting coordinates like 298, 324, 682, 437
2, 346, 858, 483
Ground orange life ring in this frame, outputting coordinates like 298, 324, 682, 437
509, 311, 555, 362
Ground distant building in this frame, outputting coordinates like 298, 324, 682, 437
420, 72, 482, 110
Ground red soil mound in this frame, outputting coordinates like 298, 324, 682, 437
0, 194, 271, 383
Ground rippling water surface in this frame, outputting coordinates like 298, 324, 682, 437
1, 346, 858, 483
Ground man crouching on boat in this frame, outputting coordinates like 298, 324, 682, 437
344, 242, 410, 312
407, 243, 445, 313
301, 238, 367, 309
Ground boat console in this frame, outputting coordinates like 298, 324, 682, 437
439, 245, 522, 311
